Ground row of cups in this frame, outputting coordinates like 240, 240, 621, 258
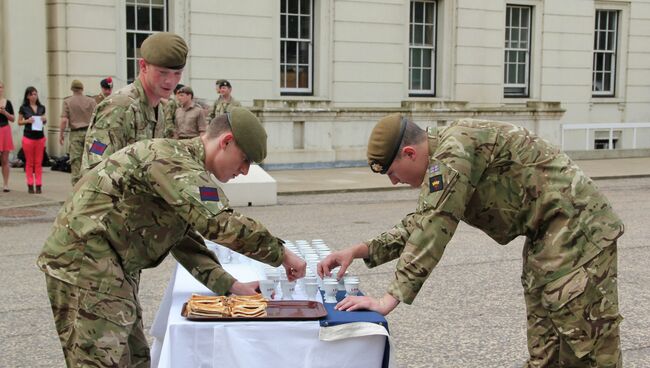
260, 240, 360, 303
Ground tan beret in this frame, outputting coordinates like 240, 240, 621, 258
366, 113, 407, 174
177, 86, 194, 96
70, 80, 84, 90
229, 107, 267, 163
140, 32, 188, 69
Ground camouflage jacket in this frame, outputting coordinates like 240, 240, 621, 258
364, 119, 624, 304
81, 79, 174, 176
208, 96, 241, 121
38, 138, 285, 300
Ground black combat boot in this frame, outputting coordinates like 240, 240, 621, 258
36, 185, 42, 194
28, 185, 34, 194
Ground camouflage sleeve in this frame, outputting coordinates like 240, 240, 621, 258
171, 230, 237, 295
81, 101, 135, 174
161, 101, 176, 139
386, 161, 469, 304
148, 158, 285, 267
363, 213, 417, 268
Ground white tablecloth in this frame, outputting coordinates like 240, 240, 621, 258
150, 244, 388, 368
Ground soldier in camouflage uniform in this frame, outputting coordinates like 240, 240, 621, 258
38, 107, 307, 367
208, 79, 241, 121
59, 80, 97, 185
319, 114, 624, 367
80, 32, 183, 176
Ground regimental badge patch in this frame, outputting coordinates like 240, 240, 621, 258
430, 164, 440, 174
89, 140, 108, 155
199, 186, 220, 202
429, 174, 444, 193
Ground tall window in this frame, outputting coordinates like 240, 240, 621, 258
126, 0, 168, 83
409, 0, 436, 96
592, 10, 618, 96
504, 5, 532, 97
280, 0, 313, 95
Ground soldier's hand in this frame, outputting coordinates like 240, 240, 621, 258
335, 293, 399, 316
59, 133, 65, 145
229, 280, 260, 295
282, 249, 306, 281
318, 248, 355, 280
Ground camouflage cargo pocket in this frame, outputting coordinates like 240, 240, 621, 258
79, 289, 138, 328
541, 267, 593, 358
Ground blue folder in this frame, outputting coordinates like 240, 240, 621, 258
319, 290, 390, 368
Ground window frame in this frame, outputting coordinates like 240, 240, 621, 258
408, 0, 437, 97
280, 0, 314, 96
592, 9, 619, 97
125, 0, 168, 84
504, 4, 532, 98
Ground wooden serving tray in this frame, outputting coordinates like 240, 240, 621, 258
182, 300, 327, 321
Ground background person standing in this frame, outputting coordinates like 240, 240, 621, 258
208, 79, 241, 121
93, 77, 113, 105
17, 86, 47, 194
174, 86, 206, 139
0, 80, 15, 192
59, 80, 97, 185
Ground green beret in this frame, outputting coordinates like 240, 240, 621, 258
70, 80, 84, 90
229, 107, 267, 163
366, 113, 407, 174
140, 32, 188, 69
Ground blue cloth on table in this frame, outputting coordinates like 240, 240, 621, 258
319, 291, 390, 368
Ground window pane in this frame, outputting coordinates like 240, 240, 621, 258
604, 53, 612, 70
298, 42, 309, 64
511, 29, 519, 48
298, 66, 309, 88
422, 49, 431, 67
598, 30, 606, 50
281, 15, 286, 38
411, 69, 420, 90
595, 52, 604, 71
127, 34, 135, 58
422, 69, 431, 90
507, 64, 516, 84
152, 7, 164, 31
300, 0, 310, 15
151, 0, 165, 5
603, 72, 611, 91
288, 0, 298, 14
288, 15, 299, 38
424, 25, 433, 45
517, 63, 525, 84
137, 6, 150, 31
506, 7, 511, 26
412, 49, 421, 67
300, 15, 310, 39
127, 6, 135, 29
414, 2, 423, 23
414, 25, 423, 45
285, 65, 296, 88
521, 9, 529, 27
409, 25, 414, 44
136, 33, 148, 57
285, 41, 297, 63
128, 59, 136, 81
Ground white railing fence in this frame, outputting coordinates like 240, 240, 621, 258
561, 123, 650, 150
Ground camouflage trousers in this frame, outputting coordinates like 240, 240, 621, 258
68, 129, 87, 186
45, 275, 150, 367
522, 244, 622, 368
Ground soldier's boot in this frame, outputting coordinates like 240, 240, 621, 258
27, 184, 34, 194
36, 185, 42, 194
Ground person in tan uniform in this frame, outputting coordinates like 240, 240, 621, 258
208, 79, 241, 121
174, 86, 206, 139
59, 80, 97, 186
93, 77, 113, 105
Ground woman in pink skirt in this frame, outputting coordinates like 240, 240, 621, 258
17, 86, 47, 194
0, 81, 15, 192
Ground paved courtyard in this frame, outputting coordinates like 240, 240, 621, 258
1, 177, 648, 367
